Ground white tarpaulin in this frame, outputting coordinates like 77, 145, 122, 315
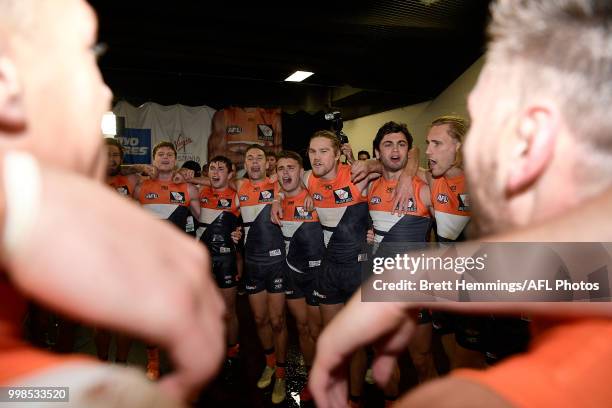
113, 101, 215, 166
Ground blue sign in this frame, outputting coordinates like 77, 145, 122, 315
118, 128, 151, 164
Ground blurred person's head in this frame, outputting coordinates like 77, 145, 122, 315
464, 0, 612, 235
265, 150, 277, 176
0, 0, 112, 176
357, 150, 370, 161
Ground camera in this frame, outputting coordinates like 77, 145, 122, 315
324, 111, 349, 145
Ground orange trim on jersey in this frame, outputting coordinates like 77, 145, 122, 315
0, 341, 92, 384
107, 174, 135, 197
368, 176, 430, 218
307, 164, 366, 208
431, 174, 471, 216
454, 318, 612, 408
199, 186, 240, 217
281, 189, 319, 222
137, 179, 191, 206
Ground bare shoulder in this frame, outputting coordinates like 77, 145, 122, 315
396, 377, 513, 408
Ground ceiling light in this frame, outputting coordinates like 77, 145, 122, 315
285, 70, 314, 82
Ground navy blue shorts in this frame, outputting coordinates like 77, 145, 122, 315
244, 260, 285, 295
212, 256, 238, 289
284, 262, 320, 306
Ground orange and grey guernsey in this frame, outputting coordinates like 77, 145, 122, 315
368, 176, 431, 245
237, 177, 285, 264
223, 107, 281, 146
280, 189, 325, 274
107, 174, 135, 197
431, 174, 471, 241
137, 179, 194, 234
307, 163, 369, 264
196, 186, 240, 257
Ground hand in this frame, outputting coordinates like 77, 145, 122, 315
340, 143, 355, 164
270, 200, 283, 226
174, 168, 193, 184
350, 160, 370, 184
173, 171, 186, 184
140, 164, 158, 179
310, 291, 417, 408
303, 193, 315, 212
6, 167, 226, 401
231, 226, 242, 244
391, 172, 415, 216
366, 228, 374, 245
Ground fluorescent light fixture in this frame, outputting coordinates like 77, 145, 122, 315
285, 70, 314, 82
101, 111, 117, 136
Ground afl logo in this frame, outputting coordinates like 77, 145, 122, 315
370, 196, 382, 204
200, 197, 209, 204
145, 192, 159, 200
437, 193, 449, 204
313, 193, 323, 201
239, 195, 249, 202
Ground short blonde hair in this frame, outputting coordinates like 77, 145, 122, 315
310, 130, 340, 154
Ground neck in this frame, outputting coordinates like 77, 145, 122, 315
249, 175, 266, 183
158, 170, 173, 181
443, 166, 463, 179
284, 185, 303, 198
382, 168, 402, 181
213, 184, 229, 192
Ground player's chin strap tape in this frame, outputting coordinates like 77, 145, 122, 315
3, 151, 41, 255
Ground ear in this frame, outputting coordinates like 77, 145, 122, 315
506, 105, 557, 195
0, 55, 26, 132
454, 141, 462, 153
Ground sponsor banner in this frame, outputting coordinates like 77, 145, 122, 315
113, 101, 215, 166
118, 128, 151, 164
